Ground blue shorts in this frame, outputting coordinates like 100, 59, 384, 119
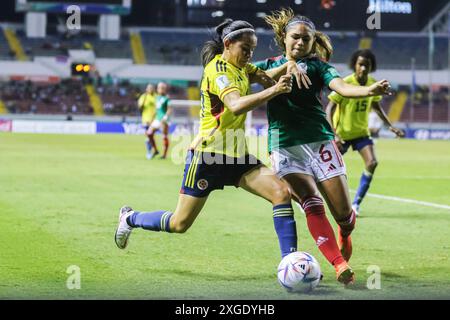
180, 150, 263, 198
340, 136, 373, 155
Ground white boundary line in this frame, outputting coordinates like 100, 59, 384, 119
349, 190, 450, 211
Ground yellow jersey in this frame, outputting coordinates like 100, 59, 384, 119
138, 93, 156, 125
328, 74, 382, 141
190, 54, 257, 157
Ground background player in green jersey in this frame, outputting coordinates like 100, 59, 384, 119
115, 19, 300, 261
137, 84, 156, 159
147, 82, 172, 159
326, 49, 405, 216
254, 8, 393, 285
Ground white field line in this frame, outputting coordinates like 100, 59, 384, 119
349, 190, 450, 211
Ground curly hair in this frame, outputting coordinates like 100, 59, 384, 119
349, 49, 377, 72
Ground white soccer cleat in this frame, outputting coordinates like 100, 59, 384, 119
115, 206, 134, 249
352, 203, 360, 217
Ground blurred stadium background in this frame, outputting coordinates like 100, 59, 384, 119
0, 0, 449, 137
1, 0, 450, 300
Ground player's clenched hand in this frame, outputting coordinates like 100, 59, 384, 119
274, 75, 293, 94
389, 126, 405, 138
368, 79, 392, 96
286, 60, 311, 90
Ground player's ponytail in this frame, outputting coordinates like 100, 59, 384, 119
201, 19, 229, 67
313, 31, 333, 62
201, 19, 255, 67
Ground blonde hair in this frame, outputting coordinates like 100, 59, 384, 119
264, 8, 333, 62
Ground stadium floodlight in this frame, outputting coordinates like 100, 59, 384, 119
71, 63, 93, 76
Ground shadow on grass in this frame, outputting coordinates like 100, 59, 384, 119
155, 269, 275, 282
300, 283, 340, 297
382, 272, 409, 280
152, 269, 343, 297
341, 281, 368, 291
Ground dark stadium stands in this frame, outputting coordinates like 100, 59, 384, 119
399, 85, 450, 123
371, 36, 449, 70
0, 79, 91, 115
1, 78, 448, 123
15, 29, 132, 60
0, 78, 188, 117
1, 27, 447, 69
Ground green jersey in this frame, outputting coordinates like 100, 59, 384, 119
255, 55, 340, 151
156, 95, 170, 121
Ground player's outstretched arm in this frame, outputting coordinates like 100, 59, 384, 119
249, 69, 276, 89
329, 78, 392, 98
224, 75, 292, 116
372, 101, 405, 137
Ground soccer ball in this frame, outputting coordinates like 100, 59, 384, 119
277, 251, 322, 293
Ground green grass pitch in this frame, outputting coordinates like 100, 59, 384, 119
0, 132, 449, 299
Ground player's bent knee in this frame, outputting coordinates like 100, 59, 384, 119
336, 204, 353, 219
169, 215, 193, 233
171, 221, 191, 233
272, 184, 291, 203
367, 160, 378, 172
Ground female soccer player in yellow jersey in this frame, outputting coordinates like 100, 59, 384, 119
137, 84, 156, 159
115, 19, 303, 260
326, 49, 405, 217
254, 8, 393, 285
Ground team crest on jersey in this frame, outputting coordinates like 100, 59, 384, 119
297, 62, 308, 73
216, 75, 230, 90
197, 179, 209, 191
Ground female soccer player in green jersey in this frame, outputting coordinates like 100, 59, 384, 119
115, 19, 303, 261
326, 49, 405, 217
254, 8, 393, 285
147, 82, 172, 160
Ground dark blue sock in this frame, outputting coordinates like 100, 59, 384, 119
354, 171, 373, 205
127, 210, 173, 232
145, 140, 152, 153
273, 204, 297, 258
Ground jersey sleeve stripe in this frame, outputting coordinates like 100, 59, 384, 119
219, 86, 239, 101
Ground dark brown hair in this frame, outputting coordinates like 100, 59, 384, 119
201, 19, 255, 67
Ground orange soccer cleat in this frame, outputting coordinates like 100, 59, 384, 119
335, 261, 355, 285
338, 225, 353, 262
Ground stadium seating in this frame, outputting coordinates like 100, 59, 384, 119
1, 76, 448, 123
0, 27, 448, 70
399, 85, 450, 123
15, 29, 132, 60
